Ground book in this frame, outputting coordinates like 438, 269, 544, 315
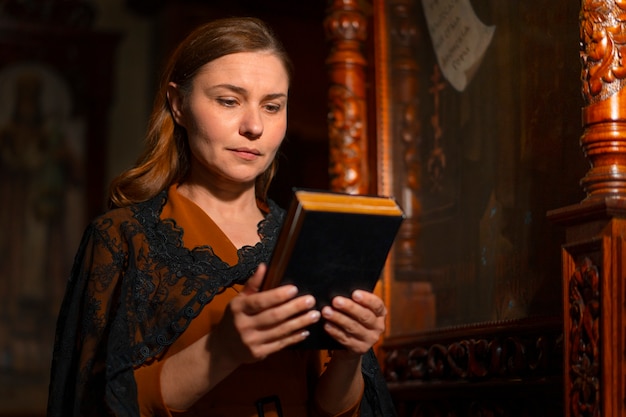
262, 188, 405, 349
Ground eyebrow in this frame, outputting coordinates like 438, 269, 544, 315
210, 83, 287, 100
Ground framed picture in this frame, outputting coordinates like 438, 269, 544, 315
0, 20, 118, 415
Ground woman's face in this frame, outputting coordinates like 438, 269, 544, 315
169, 51, 288, 191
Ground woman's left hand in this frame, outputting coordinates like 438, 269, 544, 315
321, 290, 387, 355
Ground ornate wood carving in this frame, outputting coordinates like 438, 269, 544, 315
579, 0, 626, 201
548, 2, 626, 417
567, 256, 601, 417
324, 0, 370, 194
387, 0, 422, 272
426, 66, 446, 194
551, 230, 626, 417
383, 318, 563, 384
382, 317, 564, 416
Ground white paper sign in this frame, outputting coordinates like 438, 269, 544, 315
421, 0, 495, 91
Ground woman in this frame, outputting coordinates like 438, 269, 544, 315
47, 17, 396, 417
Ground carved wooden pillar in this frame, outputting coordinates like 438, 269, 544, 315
324, 0, 370, 194
549, 1, 626, 416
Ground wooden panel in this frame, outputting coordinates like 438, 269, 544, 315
378, 0, 585, 333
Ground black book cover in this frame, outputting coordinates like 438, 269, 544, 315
263, 189, 405, 350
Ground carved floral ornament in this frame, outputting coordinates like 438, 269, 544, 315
568, 257, 601, 416
325, 0, 369, 194
328, 84, 365, 193
580, 0, 626, 104
383, 332, 561, 382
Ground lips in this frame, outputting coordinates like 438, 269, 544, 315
230, 147, 261, 161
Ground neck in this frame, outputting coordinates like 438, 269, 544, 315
176, 181, 260, 220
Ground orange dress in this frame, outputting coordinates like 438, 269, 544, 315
133, 186, 361, 417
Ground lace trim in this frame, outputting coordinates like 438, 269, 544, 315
109, 190, 284, 365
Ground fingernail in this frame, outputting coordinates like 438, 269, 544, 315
301, 330, 310, 338
305, 296, 315, 307
286, 286, 298, 297
310, 310, 321, 320
353, 290, 363, 301
322, 306, 333, 317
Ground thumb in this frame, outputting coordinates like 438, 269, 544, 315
241, 263, 267, 295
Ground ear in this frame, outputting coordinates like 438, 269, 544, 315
167, 82, 185, 126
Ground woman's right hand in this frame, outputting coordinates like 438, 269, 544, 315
212, 263, 321, 363
161, 264, 317, 409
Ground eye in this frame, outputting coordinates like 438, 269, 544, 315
264, 103, 282, 113
217, 97, 238, 107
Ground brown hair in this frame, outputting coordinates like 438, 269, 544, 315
108, 17, 293, 208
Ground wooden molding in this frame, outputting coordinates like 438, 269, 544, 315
387, 0, 422, 273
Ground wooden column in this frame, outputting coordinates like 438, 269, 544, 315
324, 0, 370, 194
549, 1, 626, 416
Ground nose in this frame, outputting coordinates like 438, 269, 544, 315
239, 106, 263, 140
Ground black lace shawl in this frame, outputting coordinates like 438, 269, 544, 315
46, 190, 397, 417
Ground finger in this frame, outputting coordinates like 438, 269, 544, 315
351, 290, 387, 317
322, 297, 386, 347
247, 308, 321, 346
322, 320, 373, 354
329, 296, 381, 330
248, 326, 313, 359
322, 303, 369, 338
252, 294, 317, 328
235, 284, 305, 316
240, 263, 267, 295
